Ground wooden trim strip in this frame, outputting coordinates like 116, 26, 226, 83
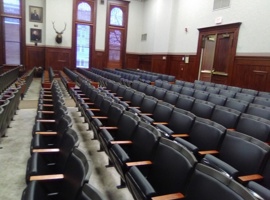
30, 174, 64, 181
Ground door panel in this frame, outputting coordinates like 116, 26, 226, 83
199, 35, 216, 82
211, 33, 233, 84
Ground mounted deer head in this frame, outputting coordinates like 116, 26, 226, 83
52, 21, 66, 44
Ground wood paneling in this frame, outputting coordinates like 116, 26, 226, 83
45, 47, 72, 71
139, 55, 151, 71
92, 50, 105, 69
232, 56, 270, 92
25, 46, 45, 70
125, 53, 140, 69
152, 55, 167, 74
167, 55, 197, 82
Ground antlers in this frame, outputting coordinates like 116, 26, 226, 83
52, 21, 66, 34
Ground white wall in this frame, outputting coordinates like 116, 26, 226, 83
45, 0, 73, 48
25, 0, 45, 45
167, 0, 270, 55
25, 0, 270, 55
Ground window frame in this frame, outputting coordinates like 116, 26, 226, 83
0, 0, 25, 65
72, 0, 96, 69
105, 0, 129, 69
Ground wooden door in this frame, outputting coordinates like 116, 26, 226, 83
195, 23, 241, 85
211, 33, 234, 84
198, 34, 216, 82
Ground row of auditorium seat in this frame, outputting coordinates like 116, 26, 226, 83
0, 69, 33, 139
21, 80, 105, 200
67, 79, 263, 200
129, 80, 270, 121
0, 66, 20, 93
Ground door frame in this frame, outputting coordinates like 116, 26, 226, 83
195, 22, 241, 84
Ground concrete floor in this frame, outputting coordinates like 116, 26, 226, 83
0, 78, 133, 200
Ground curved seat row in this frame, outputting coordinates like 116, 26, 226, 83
68, 80, 262, 200
0, 66, 20, 93
21, 80, 105, 200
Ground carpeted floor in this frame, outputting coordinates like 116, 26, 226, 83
0, 78, 133, 200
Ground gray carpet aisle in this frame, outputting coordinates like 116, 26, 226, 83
0, 78, 133, 200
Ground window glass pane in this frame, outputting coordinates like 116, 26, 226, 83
77, 2, 91, 22
3, 0, 20, 15
109, 30, 122, 61
76, 24, 90, 68
110, 7, 123, 26
4, 17, 20, 64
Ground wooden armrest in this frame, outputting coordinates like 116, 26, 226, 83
227, 128, 236, 131
199, 150, 219, 155
36, 119, 56, 122
152, 122, 168, 125
35, 131, 57, 135
85, 102, 94, 105
39, 104, 53, 107
124, 101, 131, 103
99, 127, 118, 130
91, 116, 108, 119
38, 111, 54, 114
30, 174, 64, 181
110, 140, 132, 145
117, 96, 123, 99
171, 134, 189, 138
151, 193, 184, 200
88, 108, 100, 111
129, 107, 140, 109
126, 161, 152, 167
238, 174, 263, 182
81, 97, 89, 100
32, 148, 60, 153
140, 113, 153, 116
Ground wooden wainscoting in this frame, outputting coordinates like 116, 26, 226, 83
45, 47, 72, 71
92, 50, 105, 69
125, 53, 140, 69
151, 55, 168, 74
232, 56, 270, 92
167, 55, 197, 82
25, 46, 45, 70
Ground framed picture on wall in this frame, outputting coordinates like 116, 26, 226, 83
29, 6, 43, 23
30, 28, 42, 43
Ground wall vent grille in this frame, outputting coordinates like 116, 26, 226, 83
213, 0, 230, 10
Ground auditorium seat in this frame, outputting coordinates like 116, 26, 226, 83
175, 94, 195, 111
224, 98, 249, 113
253, 96, 270, 107
180, 87, 195, 96
170, 84, 182, 93
140, 101, 173, 125
245, 103, 270, 120
98, 111, 140, 157
30, 116, 77, 153
108, 121, 161, 188
211, 105, 241, 129
205, 86, 220, 94
235, 92, 255, 103
202, 130, 270, 181
192, 90, 209, 101
155, 107, 195, 139
129, 95, 158, 116
125, 137, 197, 200
21, 148, 91, 200
175, 117, 226, 159
152, 87, 166, 100
234, 113, 270, 142
162, 91, 179, 105
219, 89, 236, 98
207, 93, 227, 106
180, 163, 257, 200
26, 130, 80, 183
76, 183, 105, 200
190, 99, 215, 119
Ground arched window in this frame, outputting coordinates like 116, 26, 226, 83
77, 2, 91, 22
73, 0, 96, 69
110, 7, 123, 26
105, 1, 129, 68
